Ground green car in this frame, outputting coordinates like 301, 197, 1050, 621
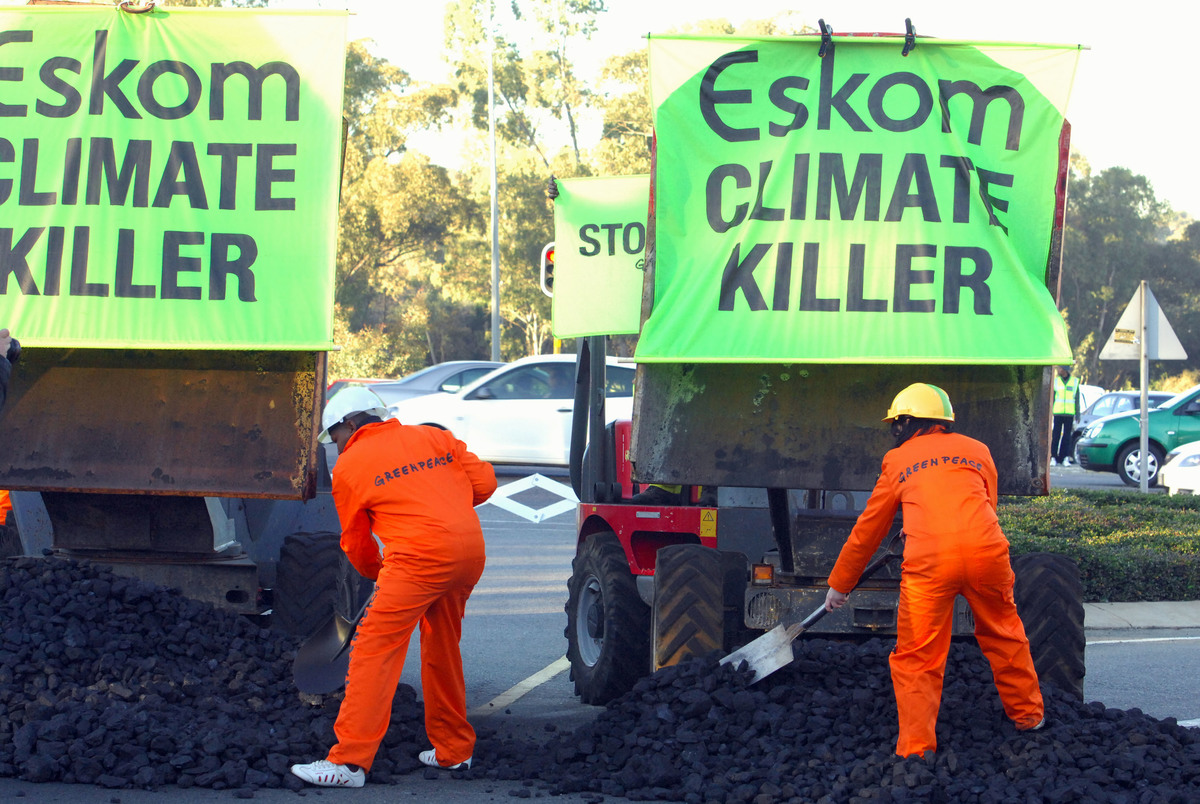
1076, 385, 1200, 486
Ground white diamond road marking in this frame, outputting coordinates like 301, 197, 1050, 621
484, 473, 578, 523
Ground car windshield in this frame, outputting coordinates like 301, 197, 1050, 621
1158, 386, 1200, 410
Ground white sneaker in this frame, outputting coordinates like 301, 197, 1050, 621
1050, 458, 1058, 467
1063, 458, 1074, 466
290, 759, 365, 788
418, 749, 472, 770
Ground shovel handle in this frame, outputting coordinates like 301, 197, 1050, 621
787, 544, 902, 633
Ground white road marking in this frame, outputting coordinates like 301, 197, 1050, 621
483, 474, 578, 523
1087, 635, 1200, 646
472, 656, 571, 716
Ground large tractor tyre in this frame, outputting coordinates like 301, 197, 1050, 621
565, 532, 650, 705
274, 532, 373, 638
1116, 442, 1165, 487
653, 545, 748, 671
1012, 552, 1085, 700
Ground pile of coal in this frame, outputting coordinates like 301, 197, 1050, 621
4, 555, 1200, 803
0, 556, 428, 790
479, 640, 1200, 803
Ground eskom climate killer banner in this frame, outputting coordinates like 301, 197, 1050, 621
635, 35, 1081, 364
552, 175, 648, 338
0, 7, 346, 349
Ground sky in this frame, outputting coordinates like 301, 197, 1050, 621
322, 0, 1200, 218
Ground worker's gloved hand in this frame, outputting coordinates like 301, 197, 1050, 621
824, 586, 849, 612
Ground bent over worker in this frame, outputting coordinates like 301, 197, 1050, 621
824, 383, 1044, 758
292, 386, 497, 788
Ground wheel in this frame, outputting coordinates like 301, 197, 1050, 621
1012, 552, 1085, 700
652, 545, 747, 671
274, 531, 374, 638
1116, 442, 1165, 487
564, 531, 650, 705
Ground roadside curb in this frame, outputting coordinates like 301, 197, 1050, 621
1084, 601, 1200, 630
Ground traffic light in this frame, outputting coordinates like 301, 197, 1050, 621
539, 242, 555, 297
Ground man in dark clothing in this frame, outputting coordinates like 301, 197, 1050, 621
0, 329, 13, 410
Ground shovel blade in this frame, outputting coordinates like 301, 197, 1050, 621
718, 624, 796, 684
293, 611, 359, 694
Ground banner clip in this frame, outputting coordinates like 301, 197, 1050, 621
117, 0, 157, 14
903, 18, 917, 56
818, 19, 834, 58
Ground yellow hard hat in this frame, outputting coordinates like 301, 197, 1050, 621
883, 383, 955, 422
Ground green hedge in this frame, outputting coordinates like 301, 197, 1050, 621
998, 489, 1200, 603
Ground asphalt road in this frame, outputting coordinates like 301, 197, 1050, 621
0, 464, 1194, 803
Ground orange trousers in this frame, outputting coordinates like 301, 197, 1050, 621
891, 533, 1043, 757
326, 550, 485, 771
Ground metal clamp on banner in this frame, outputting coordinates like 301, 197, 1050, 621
117, 0, 156, 14
818, 19, 834, 58
903, 18, 917, 56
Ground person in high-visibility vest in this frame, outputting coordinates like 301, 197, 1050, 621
1051, 366, 1081, 466
824, 383, 1044, 758
291, 386, 497, 788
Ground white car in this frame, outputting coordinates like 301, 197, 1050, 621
387, 354, 635, 466
1159, 441, 1200, 496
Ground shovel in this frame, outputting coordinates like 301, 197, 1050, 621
293, 595, 373, 694
719, 546, 902, 684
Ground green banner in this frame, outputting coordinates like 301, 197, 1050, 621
636, 36, 1081, 364
552, 175, 648, 338
0, 7, 346, 350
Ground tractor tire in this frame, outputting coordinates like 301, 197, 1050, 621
1012, 551, 1085, 700
1116, 442, 1165, 487
274, 531, 373, 639
565, 531, 650, 705
652, 544, 748, 671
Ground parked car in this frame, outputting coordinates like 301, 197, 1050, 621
326, 377, 389, 399
388, 354, 635, 466
1075, 385, 1200, 486
1159, 440, 1200, 496
1070, 390, 1175, 459
367, 360, 503, 406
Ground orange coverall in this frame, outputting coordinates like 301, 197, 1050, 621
325, 419, 496, 771
826, 428, 1043, 757
0, 490, 11, 525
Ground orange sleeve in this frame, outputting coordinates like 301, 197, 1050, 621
332, 466, 384, 582
453, 436, 497, 506
826, 462, 899, 594
0, 490, 12, 525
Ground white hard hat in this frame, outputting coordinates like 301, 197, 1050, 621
319, 386, 389, 443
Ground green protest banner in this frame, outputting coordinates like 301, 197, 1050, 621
552, 175, 648, 338
636, 35, 1081, 364
0, 7, 346, 350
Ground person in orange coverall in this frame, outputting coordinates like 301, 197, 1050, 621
824, 383, 1044, 759
291, 386, 497, 788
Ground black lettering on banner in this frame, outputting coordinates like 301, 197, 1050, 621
938, 80, 1024, 151
622, 222, 645, 255
868, 72, 934, 133
599, 223, 622, 254
846, 243, 886, 312
137, 60, 202, 120
70, 226, 106, 297
61, 138, 82, 204
884, 153, 939, 222
89, 31, 140, 119
0, 138, 12, 203
700, 50, 759, 143
789, 154, 809, 219
19, 139, 54, 205
719, 242, 769, 311
750, 161, 784, 222
816, 153, 881, 221
255, 143, 296, 211
114, 228, 153, 298
152, 141, 208, 209
210, 61, 300, 121
0, 226, 43, 294
161, 230, 204, 300
799, 241, 838, 312
893, 244, 936, 313
976, 168, 1013, 233
818, 50, 869, 132
209, 233, 258, 302
767, 75, 809, 137
771, 242, 792, 311
939, 155, 973, 223
944, 246, 992, 314
44, 226, 63, 296
37, 57, 82, 118
87, 138, 152, 206
0, 31, 33, 118
207, 143, 253, 210
578, 224, 600, 256
706, 164, 751, 233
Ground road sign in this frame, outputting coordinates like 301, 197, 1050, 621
1100, 284, 1187, 361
